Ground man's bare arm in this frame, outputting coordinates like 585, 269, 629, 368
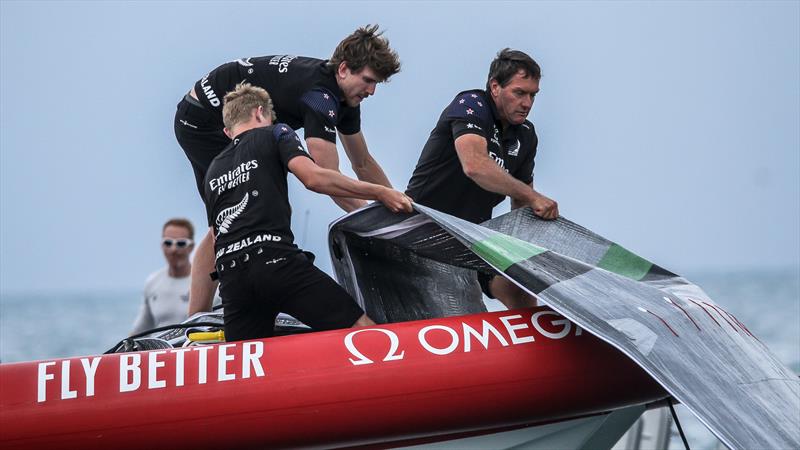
510, 193, 528, 210
288, 156, 412, 213
305, 137, 366, 212
455, 134, 558, 219
187, 228, 218, 315
510, 181, 554, 213
339, 131, 393, 188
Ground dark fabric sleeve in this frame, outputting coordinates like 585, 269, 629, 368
337, 105, 361, 135
512, 125, 538, 185
446, 92, 491, 140
205, 203, 215, 228
204, 192, 215, 227
272, 124, 314, 168
203, 173, 215, 227
299, 88, 340, 143
451, 119, 488, 141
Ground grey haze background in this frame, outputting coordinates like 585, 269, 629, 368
1, 1, 798, 294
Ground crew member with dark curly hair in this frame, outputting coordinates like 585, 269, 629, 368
175, 25, 402, 315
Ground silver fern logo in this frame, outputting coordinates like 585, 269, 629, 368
215, 193, 249, 237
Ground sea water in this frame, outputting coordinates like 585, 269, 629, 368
1, 268, 798, 449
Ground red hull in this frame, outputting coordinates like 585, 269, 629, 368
0, 307, 665, 449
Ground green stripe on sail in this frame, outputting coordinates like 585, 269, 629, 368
471, 233, 546, 272
597, 243, 653, 280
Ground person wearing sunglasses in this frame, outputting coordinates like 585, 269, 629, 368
130, 218, 195, 335
175, 25, 401, 317
203, 83, 412, 342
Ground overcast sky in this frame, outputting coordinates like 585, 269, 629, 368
1, 1, 798, 294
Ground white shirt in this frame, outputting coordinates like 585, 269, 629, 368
130, 267, 190, 334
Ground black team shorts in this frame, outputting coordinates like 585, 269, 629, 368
174, 95, 230, 198
217, 248, 365, 342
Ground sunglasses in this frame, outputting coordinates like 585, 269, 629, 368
162, 238, 194, 248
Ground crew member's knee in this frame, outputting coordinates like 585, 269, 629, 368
490, 276, 537, 310
352, 313, 376, 328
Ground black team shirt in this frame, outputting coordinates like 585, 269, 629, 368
194, 56, 361, 143
406, 89, 538, 224
204, 125, 311, 261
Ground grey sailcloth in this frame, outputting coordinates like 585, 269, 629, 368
329, 204, 799, 450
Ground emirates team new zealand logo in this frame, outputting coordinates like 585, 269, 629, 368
215, 192, 248, 237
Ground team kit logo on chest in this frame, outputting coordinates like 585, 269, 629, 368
216, 193, 249, 237
209, 160, 259, 195
507, 138, 520, 157
487, 126, 508, 172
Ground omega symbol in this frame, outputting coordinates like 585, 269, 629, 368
344, 328, 405, 365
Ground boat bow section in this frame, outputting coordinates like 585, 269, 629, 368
329, 204, 800, 449
0, 309, 662, 449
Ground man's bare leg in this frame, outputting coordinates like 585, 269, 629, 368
188, 228, 219, 315
352, 314, 376, 328
490, 276, 537, 310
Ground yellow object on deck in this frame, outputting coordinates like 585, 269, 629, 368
187, 330, 226, 342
